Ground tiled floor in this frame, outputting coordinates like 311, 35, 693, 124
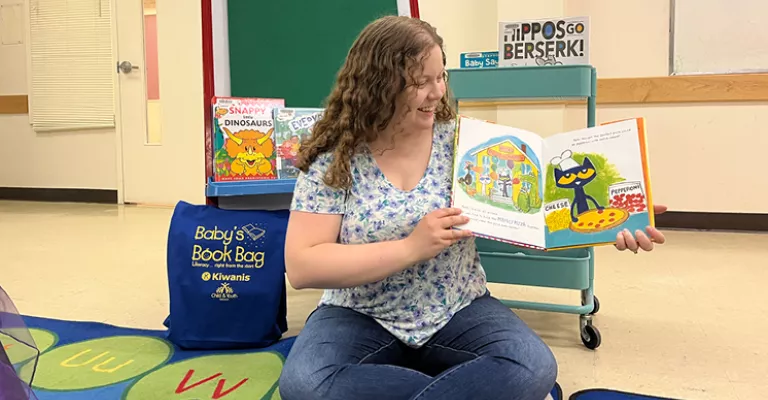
2, 200, 766, 399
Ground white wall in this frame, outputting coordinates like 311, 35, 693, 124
0, 118, 118, 189
0, 0, 26, 95
151, 0, 206, 204
0, 1, 117, 190
421, 0, 768, 213
3, 0, 767, 212
0, 0, 207, 200
565, 0, 768, 214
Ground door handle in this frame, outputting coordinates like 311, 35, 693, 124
117, 61, 139, 74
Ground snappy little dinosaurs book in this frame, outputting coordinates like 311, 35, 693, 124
212, 97, 284, 182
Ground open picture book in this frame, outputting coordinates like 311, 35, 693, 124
451, 116, 655, 251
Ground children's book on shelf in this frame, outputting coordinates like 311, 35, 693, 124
451, 115, 654, 251
211, 96, 285, 182
273, 107, 324, 179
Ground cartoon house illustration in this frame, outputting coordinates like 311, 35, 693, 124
470, 139, 539, 204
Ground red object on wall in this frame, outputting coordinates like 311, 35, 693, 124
409, 0, 420, 18
144, 15, 160, 101
201, 0, 215, 205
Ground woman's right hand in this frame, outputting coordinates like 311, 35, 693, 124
403, 208, 473, 263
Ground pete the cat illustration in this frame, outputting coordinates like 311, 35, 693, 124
550, 150, 604, 222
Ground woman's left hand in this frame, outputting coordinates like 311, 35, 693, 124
615, 205, 667, 253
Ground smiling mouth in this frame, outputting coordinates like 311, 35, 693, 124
417, 106, 435, 113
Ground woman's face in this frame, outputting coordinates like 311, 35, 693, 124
394, 44, 446, 133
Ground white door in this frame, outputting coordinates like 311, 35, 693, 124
114, 0, 206, 206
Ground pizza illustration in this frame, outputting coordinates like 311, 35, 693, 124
570, 207, 629, 233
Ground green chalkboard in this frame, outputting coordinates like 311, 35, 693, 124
227, 0, 399, 108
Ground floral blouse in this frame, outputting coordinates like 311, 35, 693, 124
290, 119, 487, 347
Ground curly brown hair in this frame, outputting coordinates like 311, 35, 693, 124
294, 16, 456, 189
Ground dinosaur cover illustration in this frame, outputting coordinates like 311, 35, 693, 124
212, 97, 284, 182
451, 116, 654, 251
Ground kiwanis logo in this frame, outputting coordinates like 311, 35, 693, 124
201, 272, 250, 282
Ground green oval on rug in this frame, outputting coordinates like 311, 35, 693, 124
5, 327, 59, 383
123, 352, 284, 400
32, 335, 173, 391
6, 327, 58, 364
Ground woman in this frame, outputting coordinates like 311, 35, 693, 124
278, 16, 665, 400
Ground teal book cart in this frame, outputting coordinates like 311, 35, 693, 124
447, 65, 602, 350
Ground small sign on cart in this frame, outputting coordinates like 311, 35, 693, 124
459, 51, 499, 69
498, 16, 590, 67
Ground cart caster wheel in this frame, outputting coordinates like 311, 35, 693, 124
581, 324, 601, 350
589, 296, 600, 315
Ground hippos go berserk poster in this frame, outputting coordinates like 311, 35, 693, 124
212, 97, 285, 182
498, 16, 590, 67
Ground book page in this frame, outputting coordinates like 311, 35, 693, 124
542, 118, 652, 249
451, 116, 546, 249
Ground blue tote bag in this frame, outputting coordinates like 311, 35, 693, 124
164, 201, 289, 349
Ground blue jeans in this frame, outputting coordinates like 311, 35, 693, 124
279, 292, 558, 400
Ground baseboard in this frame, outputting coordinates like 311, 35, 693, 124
655, 211, 768, 232
0, 190, 765, 230
0, 187, 118, 204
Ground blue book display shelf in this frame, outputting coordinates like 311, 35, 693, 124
206, 177, 296, 197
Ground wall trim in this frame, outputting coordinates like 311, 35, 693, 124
0, 95, 29, 114
596, 73, 768, 104
6, 74, 768, 115
0, 187, 118, 204
456, 73, 768, 107
655, 211, 768, 232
